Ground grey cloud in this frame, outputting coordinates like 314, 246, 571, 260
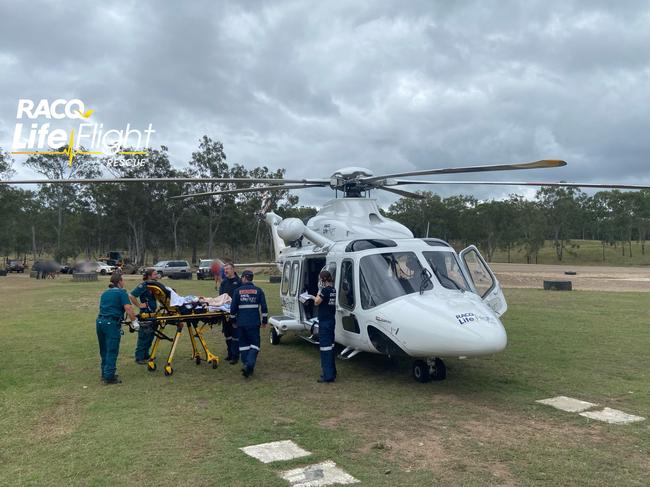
2, 0, 650, 206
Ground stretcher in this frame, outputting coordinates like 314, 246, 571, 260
136, 281, 230, 376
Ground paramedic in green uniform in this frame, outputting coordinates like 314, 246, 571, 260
97, 273, 138, 384
130, 268, 160, 364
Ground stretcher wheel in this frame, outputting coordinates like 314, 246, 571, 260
148, 362, 157, 372
164, 365, 174, 376
195, 357, 201, 365
211, 359, 218, 369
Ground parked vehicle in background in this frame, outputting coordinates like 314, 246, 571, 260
152, 260, 191, 277
7, 260, 25, 273
197, 258, 223, 280
73, 261, 115, 275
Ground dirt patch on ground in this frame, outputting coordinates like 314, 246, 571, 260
319, 410, 366, 429
492, 263, 650, 292
29, 395, 84, 441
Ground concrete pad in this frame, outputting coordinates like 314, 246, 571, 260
240, 440, 311, 463
579, 407, 646, 424
536, 396, 597, 412
280, 461, 359, 486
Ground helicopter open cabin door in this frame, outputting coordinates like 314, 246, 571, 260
459, 245, 507, 316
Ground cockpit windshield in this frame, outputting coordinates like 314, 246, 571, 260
359, 252, 430, 309
423, 251, 471, 291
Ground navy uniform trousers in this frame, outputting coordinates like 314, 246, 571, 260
319, 319, 337, 381
223, 322, 239, 361
238, 326, 261, 372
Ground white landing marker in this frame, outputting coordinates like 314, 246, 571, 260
579, 407, 646, 425
280, 460, 359, 487
240, 440, 311, 463
536, 396, 597, 412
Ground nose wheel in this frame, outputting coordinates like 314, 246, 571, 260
412, 357, 446, 382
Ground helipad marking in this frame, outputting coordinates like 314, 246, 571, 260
579, 407, 646, 425
240, 440, 311, 463
536, 396, 597, 412
279, 460, 359, 486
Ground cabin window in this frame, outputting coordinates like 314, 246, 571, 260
281, 262, 291, 295
423, 251, 471, 291
359, 252, 427, 309
338, 260, 355, 310
290, 261, 300, 295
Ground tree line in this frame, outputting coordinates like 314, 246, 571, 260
1, 139, 649, 265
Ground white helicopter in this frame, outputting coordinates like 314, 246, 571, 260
166, 158, 650, 382
6, 159, 650, 382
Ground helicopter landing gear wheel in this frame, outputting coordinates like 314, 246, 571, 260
270, 327, 281, 345
429, 357, 447, 381
412, 360, 431, 383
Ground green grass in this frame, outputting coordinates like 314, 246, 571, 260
1, 275, 649, 486
490, 239, 650, 266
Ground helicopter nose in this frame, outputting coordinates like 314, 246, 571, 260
373, 293, 507, 357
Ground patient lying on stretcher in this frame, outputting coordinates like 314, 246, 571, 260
167, 286, 231, 312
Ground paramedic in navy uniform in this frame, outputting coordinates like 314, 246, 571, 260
219, 262, 242, 364
314, 270, 337, 383
229, 270, 268, 378
130, 268, 160, 364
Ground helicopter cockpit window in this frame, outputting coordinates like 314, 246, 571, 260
423, 251, 471, 291
359, 252, 427, 309
281, 262, 291, 295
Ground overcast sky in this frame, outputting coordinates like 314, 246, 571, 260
1, 1, 650, 207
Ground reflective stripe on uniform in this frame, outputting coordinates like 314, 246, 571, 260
238, 304, 259, 309
320, 345, 334, 351
250, 345, 260, 351
239, 346, 251, 351
225, 337, 232, 341
261, 313, 268, 317
229, 314, 236, 319
232, 338, 239, 342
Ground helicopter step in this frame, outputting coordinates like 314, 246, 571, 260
298, 334, 320, 345
338, 346, 361, 360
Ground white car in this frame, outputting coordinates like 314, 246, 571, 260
89, 261, 115, 275
152, 260, 191, 277
197, 258, 223, 280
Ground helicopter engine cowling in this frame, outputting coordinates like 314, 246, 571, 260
277, 218, 334, 249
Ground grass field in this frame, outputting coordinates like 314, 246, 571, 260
1, 275, 649, 486
490, 239, 650, 266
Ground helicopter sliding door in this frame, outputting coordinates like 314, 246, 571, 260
459, 245, 507, 316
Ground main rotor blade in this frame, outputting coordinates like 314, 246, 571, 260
168, 183, 326, 200
0, 177, 330, 185
390, 180, 650, 190
377, 186, 426, 199
363, 159, 566, 183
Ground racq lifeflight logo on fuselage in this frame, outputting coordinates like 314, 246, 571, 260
11, 98, 155, 167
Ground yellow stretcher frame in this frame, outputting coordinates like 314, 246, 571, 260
138, 282, 229, 376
